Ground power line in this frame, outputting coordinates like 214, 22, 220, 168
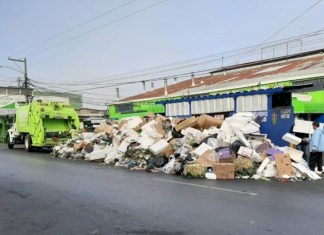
25, 0, 168, 57
31, 29, 324, 86
262, 0, 322, 44
8, 0, 136, 57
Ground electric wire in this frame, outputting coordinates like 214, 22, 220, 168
32, 30, 324, 86
8, 0, 136, 57
25, 0, 168, 58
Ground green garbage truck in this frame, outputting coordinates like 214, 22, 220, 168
7, 101, 80, 151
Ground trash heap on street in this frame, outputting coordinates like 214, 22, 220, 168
51, 113, 321, 181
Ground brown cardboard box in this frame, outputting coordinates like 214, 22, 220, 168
155, 120, 166, 136
173, 118, 183, 125
155, 114, 167, 122
168, 138, 177, 147
133, 120, 146, 132
73, 141, 86, 152
83, 142, 94, 153
197, 114, 223, 130
213, 163, 235, 180
161, 144, 174, 157
94, 123, 114, 135
175, 116, 198, 132
274, 154, 294, 178
117, 120, 128, 130
195, 150, 219, 168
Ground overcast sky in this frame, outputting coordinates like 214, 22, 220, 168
0, 0, 323, 109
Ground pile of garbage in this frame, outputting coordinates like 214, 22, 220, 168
51, 113, 321, 181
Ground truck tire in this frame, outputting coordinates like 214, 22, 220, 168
24, 134, 32, 152
7, 134, 14, 149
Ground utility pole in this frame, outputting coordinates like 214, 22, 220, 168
8, 57, 28, 103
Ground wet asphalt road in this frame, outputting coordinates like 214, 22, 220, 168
1, 144, 324, 235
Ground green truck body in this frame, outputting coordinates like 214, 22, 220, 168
8, 101, 80, 151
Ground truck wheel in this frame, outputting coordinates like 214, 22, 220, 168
7, 135, 14, 149
24, 134, 32, 152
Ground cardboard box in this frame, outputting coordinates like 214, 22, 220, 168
149, 139, 170, 155
83, 142, 94, 153
218, 148, 235, 163
161, 144, 174, 157
73, 141, 86, 152
175, 116, 198, 132
237, 146, 253, 158
117, 120, 128, 130
213, 163, 235, 180
133, 120, 146, 132
193, 143, 214, 156
274, 154, 294, 178
155, 120, 166, 136
155, 114, 167, 122
195, 150, 218, 167
197, 114, 223, 130
94, 123, 114, 135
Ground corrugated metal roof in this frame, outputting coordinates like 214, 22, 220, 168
118, 50, 324, 103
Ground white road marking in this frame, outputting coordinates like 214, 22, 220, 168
153, 178, 258, 196
50, 162, 68, 166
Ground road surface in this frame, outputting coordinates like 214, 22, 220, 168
1, 144, 324, 235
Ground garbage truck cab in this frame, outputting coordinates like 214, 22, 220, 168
7, 101, 80, 151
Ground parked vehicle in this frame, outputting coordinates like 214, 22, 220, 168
7, 101, 80, 151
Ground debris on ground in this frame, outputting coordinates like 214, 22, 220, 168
51, 113, 322, 182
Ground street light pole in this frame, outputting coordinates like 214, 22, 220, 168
8, 57, 28, 103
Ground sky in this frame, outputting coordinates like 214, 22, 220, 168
0, 0, 323, 109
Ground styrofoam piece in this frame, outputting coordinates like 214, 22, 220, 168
225, 115, 251, 130
219, 132, 235, 144
144, 128, 163, 139
207, 138, 222, 148
137, 136, 156, 149
81, 132, 95, 140
93, 144, 102, 152
293, 119, 315, 134
238, 146, 253, 158
121, 116, 143, 129
282, 133, 301, 145
233, 112, 254, 119
263, 162, 277, 177
117, 140, 131, 153
85, 149, 107, 161
195, 132, 208, 144
257, 157, 270, 175
235, 130, 251, 148
250, 150, 263, 163
292, 162, 321, 180
203, 126, 220, 135
284, 147, 303, 163
230, 136, 239, 144
125, 129, 140, 142
141, 120, 156, 130
181, 127, 201, 137
205, 172, 217, 180
114, 129, 128, 141
149, 139, 170, 155
249, 139, 264, 149
219, 120, 234, 136
193, 143, 214, 156
240, 121, 260, 134
104, 147, 123, 164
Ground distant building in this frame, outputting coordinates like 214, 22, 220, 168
33, 91, 82, 110
109, 48, 324, 121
